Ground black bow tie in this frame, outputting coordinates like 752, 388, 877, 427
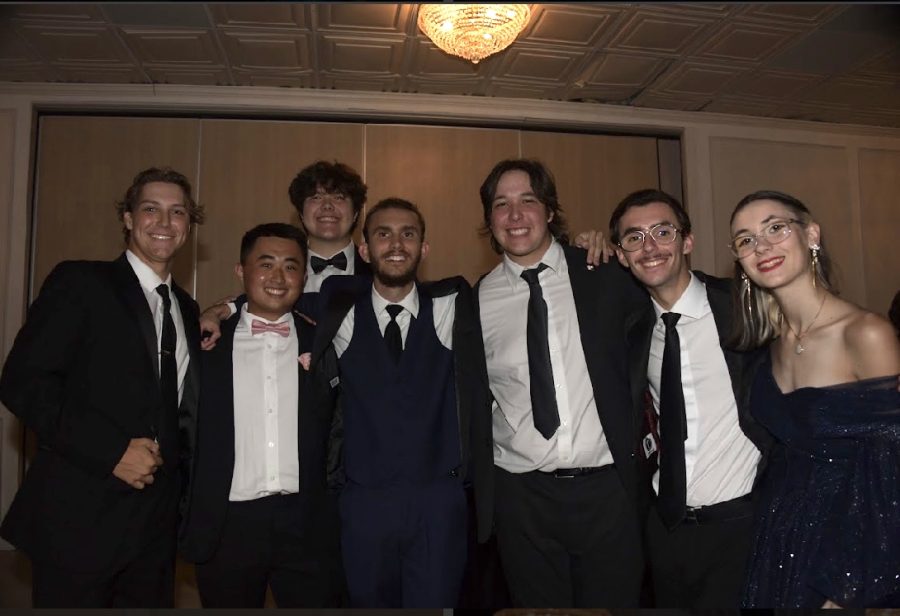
310, 252, 348, 274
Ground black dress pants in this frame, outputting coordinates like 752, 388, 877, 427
493, 465, 643, 607
646, 497, 755, 608
194, 492, 342, 608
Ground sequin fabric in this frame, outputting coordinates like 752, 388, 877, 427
742, 355, 900, 608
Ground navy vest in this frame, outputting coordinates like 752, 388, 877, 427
338, 289, 460, 486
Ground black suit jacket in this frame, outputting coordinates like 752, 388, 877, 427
310, 274, 493, 537
474, 245, 651, 540
179, 309, 331, 563
0, 254, 200, 572
625, 270, 772, 495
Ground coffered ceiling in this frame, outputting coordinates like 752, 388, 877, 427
1, 3, 899, 128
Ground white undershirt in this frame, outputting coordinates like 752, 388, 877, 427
229, 306, 300, 501
648, 273, 760, 506
479, 240, 614, 473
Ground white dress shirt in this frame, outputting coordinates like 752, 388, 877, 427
305, 241, 357, 294
125, 250, 189, 405
333, 285, 456, 358
648, 273, 760, 506
479, 240, 614, 473
229, 307, 300, 501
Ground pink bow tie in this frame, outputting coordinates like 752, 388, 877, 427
251, 319, 290, 337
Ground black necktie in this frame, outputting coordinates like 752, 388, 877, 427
384, 304, 403, 364
521, 264, 560, 440
310, 251, 348, 274
658, 312, 687, 529
155, 284, 179, 414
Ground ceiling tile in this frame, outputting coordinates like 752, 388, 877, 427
584, 53, 668, 87
632, 90, 709, 111
208, 4, 308, 29
694, 22, 802, 63
801, 76, 897, 108
494, 48, 584, 82
0, 63, 58, 82
523, 5, 622, 46
767, 29, 892, 74
738, 3, 839, 24
702, 96, 780, 117
4, 3, 105, 22
321, 73, 400, 91
120, 28, 222, 65
145, 66, 230, 86
220, 30, 311, 70
18, 25, 132, 63
607, 9, 716, 55
0, 25, 35, 62
408, 76, 486, 96
731, 69, 821, 99
232, 69, 312, 88
52, 64, 148, 84
655, 61, 746, 96
101, 4, 211, 28
487, 80, 563, 99
318, 3, 412, 34
407, 41, 485, 77
318, 35, 405, 74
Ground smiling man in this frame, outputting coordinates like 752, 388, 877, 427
200, 161, 370, 346
310, 198, 491, 608
0, 167, 204, 607
609, 189, 771, 608
180, 223, 341, 607
475, 159, 649, 607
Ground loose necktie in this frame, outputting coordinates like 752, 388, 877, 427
384, 304, 403, 364
250, 319, 291, 337
657, 312, 687, 529
520, 264, 560, 440
310, 252, 348, 274
155, 284, 179, 415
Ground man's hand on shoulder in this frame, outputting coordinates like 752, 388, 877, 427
199, 296, 236, 350
572, 229, 615, 268
113, 437, 163, 489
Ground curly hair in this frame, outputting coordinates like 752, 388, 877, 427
115, 167, 204, 242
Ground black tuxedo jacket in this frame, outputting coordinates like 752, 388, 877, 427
473, 245, 651, 540
624, 270, 772, 494
310, 274, 493, 538
0, 254, 200, 572
179, 309, 333, 563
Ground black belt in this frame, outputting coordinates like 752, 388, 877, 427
681, 493, 753, 525
539, 464, 615, 478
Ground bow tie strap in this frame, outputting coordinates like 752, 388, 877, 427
250, 319, 291, 337
310, 251, 348, 274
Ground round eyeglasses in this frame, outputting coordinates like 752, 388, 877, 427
729, 219, 799, 259
618, 223, 681, 252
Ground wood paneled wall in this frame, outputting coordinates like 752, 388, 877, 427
32, 116, 662, 307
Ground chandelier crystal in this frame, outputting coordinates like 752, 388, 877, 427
417, 4, 532, 65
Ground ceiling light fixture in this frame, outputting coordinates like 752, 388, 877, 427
417, 4, 532, 65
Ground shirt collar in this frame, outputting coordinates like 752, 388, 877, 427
126, 249, 171, 294
651, 271, 710, 321
501, 239, 565, 289
372, 284, 419, 319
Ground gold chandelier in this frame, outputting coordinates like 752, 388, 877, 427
417, 4, 532, 65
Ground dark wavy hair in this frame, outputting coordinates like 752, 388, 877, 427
115, 167, 204, 242
608, 188, 692, 244
478, 158, 569, 254
288, 160, 367, 233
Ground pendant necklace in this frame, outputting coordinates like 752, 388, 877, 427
785, 293, 827, 354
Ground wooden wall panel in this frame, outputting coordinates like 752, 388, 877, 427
364, 125, 519, 283
708, 138, 862, 306
195, 120, 364, 308
858, 148, 900, 316
33, 116, 200, 296
520, 131, 660, 241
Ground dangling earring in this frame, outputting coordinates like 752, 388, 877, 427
741, 270, 753, 319
810, 244, 820, 289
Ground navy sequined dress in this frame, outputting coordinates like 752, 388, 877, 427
742, 356, 900, 608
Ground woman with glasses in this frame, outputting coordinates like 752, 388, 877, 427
728, 190, 900, 608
